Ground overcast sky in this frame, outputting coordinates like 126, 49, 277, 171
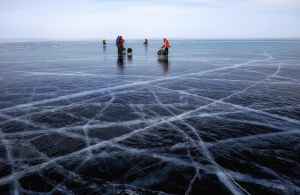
0, 0, 299, 40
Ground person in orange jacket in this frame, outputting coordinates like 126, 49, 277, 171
116, 35, 125, 56
161, 38, 171, 55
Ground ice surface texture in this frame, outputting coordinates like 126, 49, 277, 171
0, 40, 300, 195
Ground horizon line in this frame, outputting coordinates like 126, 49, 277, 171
1, 37, 300, 43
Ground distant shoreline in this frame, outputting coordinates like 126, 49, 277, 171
1, 38, 300, 44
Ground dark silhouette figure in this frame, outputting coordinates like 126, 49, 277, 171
144, 39, 148, 45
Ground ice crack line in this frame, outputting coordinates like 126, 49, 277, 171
150, 89, 248, 194
0, 128, 20, 195
0, 53, 276, 194
0, 53, 273, 114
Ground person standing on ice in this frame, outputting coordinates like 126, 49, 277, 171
116, 35, 125, 56
144, 38, 148, 46
161, 38, 171, 56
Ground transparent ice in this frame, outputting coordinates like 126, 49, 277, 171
0, 40, 299, 195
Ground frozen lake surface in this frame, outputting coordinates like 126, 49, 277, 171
0, 40, 300, 195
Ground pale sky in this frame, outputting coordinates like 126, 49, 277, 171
0, 0, 299, 40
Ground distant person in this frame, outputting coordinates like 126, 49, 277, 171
158, 58, 170, 75
102, 40, 107, 45
161, 38, 171, 56
116, 35, 125, 56
144, 39, 148, 45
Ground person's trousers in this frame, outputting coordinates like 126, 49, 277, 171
118, 47, 124, 56
164, 48, 169, 55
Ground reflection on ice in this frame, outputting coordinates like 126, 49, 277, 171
117, 56, 125, 73
158, 58, 170, 75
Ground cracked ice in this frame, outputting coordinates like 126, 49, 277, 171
0, 40, 300, 195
